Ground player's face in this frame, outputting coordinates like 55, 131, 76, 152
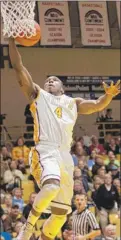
44, 76, 63, 96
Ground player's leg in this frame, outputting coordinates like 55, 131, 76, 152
17, 179, 60, 240
17, 147, 61, 240
38, 151, 74, 240
39, 207, 68, 240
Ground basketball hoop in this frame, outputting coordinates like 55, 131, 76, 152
1, 1, 36, 38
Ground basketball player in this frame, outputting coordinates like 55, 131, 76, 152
9, 38, 120, 240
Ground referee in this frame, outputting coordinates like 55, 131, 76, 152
72, 194, 101, 240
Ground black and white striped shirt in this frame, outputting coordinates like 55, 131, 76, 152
72, 208, 99, 236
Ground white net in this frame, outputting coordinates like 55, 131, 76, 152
1, 1, 36, 38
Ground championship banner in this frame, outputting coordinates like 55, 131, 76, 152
116, 1, 120, 28
38, 1, 71, 45
78, 2, 111, 46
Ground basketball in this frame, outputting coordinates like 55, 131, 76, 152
15, 21, 41, 47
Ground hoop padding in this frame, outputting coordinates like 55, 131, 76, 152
1, 1, 36, 38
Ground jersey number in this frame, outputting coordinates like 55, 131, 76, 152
55, 107, 62, 118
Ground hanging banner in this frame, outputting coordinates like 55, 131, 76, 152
116, 1, 120, 28
38, 1, 71, 45
78, 2, 111, 46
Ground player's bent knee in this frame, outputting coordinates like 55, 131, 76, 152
31, 207, 41, 217
43, 178, 60, 186
33, 183, 60, 213
51, 206, 68, 215
42, 214, 67, 239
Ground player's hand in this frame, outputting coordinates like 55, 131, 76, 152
102, 80, 120, 97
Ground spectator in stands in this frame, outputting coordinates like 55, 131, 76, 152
17, 159, 27, 175
5, 141, 14, 155
3, 205, 26, 233
72, 194, 100, 239
78, 155, 87, 165
96, 224, 118, 240
96, 110, 105, 122
105, 138, 119, 155
87, 150, 97, 170
97, 165, 106, 182
73, 179, 86, 195
104, 224, 117, 240
12, 188, 24, 212
12, 221, 24, 240
104, 133, 112, 150
73, 168, 86, 194
0, 206, 7, 232
12, 136, 30, 166
91, 176, 102, 204
0, 191, 5, 205
78, 160, 91, 192
70, 145, 78, 167
3, 161, 24, 191
71, 141, 86, 166
11, 160, 25, 179
74, 168, 82, 180
77, 137, 90, 155
92, 156, 104, 176
89, 135, 105, 155
1, 146, 12, 161
0, 159, 10, 191
113, 178, 120, 194
62, 215, 73, 231
105, 109, 113, 121
109, 165, 120, 180
98, 109, 114, 123
82, 132, 91, 147
13, 221, 36, 240
23, 192, 37, 219
105, 151, 120, 168
2, 194, 12, 214
62, 215, 74, 240
95, 174, 120, 233
115, 136, 121, 153
63, 229, 73, 240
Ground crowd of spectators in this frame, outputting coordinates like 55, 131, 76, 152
0, 132, 120, 240
97, 109, 121, 145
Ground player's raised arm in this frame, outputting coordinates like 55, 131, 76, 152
76, 80, 120, 115
9, 38, 38, 102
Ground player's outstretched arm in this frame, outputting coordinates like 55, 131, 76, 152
9, 38, 38, 102
76, 80, 120, 115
